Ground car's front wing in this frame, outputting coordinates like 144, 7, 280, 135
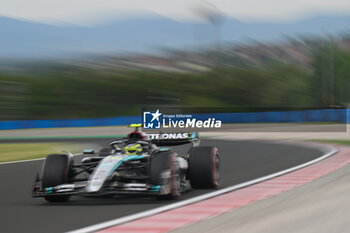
32, 180, 170, 197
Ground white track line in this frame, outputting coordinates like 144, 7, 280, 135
0, 143, 101, 166
0, 155, 85, 165
0, 153, 84, 165
68, 144, 338, 233
0, 157, 45, 165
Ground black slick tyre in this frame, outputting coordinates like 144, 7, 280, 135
41, 154, 72, 202
188, 146, 220, 189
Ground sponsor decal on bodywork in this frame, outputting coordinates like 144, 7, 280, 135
146, 133, 190, 140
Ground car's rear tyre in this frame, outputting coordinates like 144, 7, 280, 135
41, 154, 72, 202
188, 146, 220, 189
150, 151, 180, 199
98, 148, 114, 157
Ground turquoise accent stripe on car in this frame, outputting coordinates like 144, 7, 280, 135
159, 148, 169, 151
150, 185, 161, 192
107, 155, 144, 176
45, 187, 53, 193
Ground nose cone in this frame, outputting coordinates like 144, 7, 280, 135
86, 156, 122, 192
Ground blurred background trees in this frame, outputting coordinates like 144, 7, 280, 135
0, 36, 349, 120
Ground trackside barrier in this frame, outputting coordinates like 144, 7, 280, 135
0, 116, 142, 130
0, 109, 347, 130
191, 109, 347, 124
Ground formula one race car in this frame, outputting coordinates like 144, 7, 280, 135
32, 124, 220, 202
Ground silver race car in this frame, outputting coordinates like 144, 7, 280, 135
32, 124, 220, 202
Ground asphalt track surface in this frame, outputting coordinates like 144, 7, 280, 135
0, 138, 324, 233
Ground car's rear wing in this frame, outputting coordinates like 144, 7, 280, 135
146, 132, 199, 146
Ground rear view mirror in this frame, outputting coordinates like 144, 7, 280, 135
83, 149, 95, 154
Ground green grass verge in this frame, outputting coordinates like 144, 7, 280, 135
309, 139, 350, 146
0, 143, 82, 163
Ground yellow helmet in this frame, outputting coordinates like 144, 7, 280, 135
123, 143, 142, 155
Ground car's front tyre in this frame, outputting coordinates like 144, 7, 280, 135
41, 154, 72, 202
